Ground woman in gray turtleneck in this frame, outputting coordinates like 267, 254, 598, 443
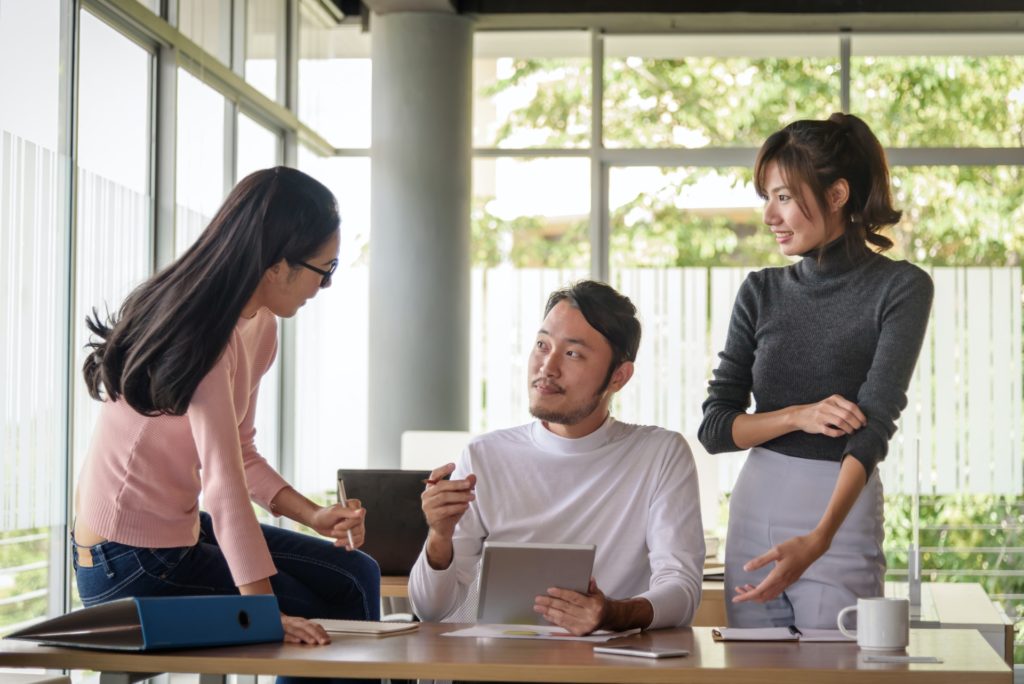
699, 113, 933, 629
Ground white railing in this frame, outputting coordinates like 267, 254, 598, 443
470, 266, 1024, 497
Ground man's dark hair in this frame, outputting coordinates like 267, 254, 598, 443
544, 280, 641, 386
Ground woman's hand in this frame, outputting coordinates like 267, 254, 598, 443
309, 500, 365, 550
280, 613, 331, 645
732, 531, 830, 604
791, 395, 866, 438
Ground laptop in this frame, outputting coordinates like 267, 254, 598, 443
337, 468, 432, 576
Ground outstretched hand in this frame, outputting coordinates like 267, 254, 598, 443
732, 532, 829, 604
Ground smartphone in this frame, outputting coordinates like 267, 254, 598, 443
592, 644, 690, 659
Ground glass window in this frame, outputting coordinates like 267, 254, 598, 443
609, 166, 775, 269
474, 31, 591, 149
602, 35, 840, 148
0, 0, 69, 631
177, 0, 232, 65
469, 157, 590, 433
294, 150, 371, 496
607, 165, 763, 469
73, 11, 153, 488
176, 68, 227, 256
472, 157, 591, 269
237, 113, 280, 180
236, 113, 282, 473
298, 18, 371, 148
851, 35, 1024, 148
888, 165, 1024, 265
245, 0, 285, 102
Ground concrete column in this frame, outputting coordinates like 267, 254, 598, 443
369, 12, 473, 467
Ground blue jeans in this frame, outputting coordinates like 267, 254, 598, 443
73, 512, 381, 683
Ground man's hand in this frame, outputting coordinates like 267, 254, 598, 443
791, 395, 866, 438
533, 578, 609, 636
732, 531, 830, 604
421, 463, 476, 569
280, 613, 330, 645
309, 499, 365, 550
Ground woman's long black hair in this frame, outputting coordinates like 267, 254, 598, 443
83, 166, 339, 416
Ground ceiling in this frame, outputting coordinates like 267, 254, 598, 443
333, 0, 1024, 32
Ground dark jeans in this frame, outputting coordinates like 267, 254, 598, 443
73, 512, 381, 683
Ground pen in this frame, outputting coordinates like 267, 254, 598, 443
336, 477, 355, 549
787, 625, 803, 638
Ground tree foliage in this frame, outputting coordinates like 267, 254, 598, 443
473, 54, 1024, 268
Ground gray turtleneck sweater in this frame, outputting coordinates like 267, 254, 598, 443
698, 239, 934, 475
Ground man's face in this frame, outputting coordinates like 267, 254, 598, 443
528, 300, 619, 431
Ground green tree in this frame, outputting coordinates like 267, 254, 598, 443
474, 55, 1024, 268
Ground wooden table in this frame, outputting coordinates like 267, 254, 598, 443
383, 577, 1014, 666
0, 625, 1011, 684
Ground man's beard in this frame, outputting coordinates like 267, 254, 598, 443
529, 391, 604, 426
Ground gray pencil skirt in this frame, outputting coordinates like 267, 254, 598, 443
724, 446, 886, 629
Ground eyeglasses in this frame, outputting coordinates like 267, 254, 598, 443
298, 259, 338, 288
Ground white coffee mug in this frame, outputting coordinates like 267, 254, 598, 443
837, 597, 910, 651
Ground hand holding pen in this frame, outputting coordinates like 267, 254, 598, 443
306, 477, 364, 550
336, 478, 356, 549
421, 462, 476, 569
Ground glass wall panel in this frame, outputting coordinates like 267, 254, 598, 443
474, 32, 591, 149
602, 35, 839, 148
73, 11, 153, 489
469, 157, 590, 433
237, 113, 280, 180
236, 113, 282, 474
294, 150, 371, 496
246, 0, 285, 102
609, 165, 769, 270
175, 68, 226, 256
298, 19, 370, 148
851, 35, 1024, 148
471, 157, 591, 268
178, 0, 232, 65
888, 165, 1024, 265
0, 0, 69, 631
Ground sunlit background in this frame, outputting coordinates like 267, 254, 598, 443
1, 0, 1022, 668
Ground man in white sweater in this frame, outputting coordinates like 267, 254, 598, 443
408, 280, 705, 635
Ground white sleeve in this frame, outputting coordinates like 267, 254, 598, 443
408, 450, 488, 621
636, 434, 706, 628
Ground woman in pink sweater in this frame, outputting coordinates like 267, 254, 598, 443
74, 167, 379, 647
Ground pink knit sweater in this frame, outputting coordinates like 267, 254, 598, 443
77, 307, 289, 586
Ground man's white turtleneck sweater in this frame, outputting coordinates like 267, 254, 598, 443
408, 417, 705, 629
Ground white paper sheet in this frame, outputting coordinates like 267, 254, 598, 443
442, 624, 641, 642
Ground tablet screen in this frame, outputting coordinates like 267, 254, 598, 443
476, 542, 596, 625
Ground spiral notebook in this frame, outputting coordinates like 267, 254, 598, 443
712, 626, 851, 642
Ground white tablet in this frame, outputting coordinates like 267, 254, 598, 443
476, 541, 596, 625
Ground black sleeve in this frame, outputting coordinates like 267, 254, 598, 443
698, 272, 761, 454
843, 265, 934, 475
